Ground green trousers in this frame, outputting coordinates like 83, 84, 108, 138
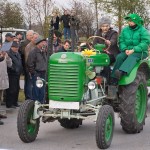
111, 52, 148, 78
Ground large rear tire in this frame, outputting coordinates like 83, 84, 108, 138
119, 71, 148, 133
17, 100, 40, 143
58, 118, 82, 129
96, 105, 114, 149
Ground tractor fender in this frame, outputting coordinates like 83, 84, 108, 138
119, 60, 150, 85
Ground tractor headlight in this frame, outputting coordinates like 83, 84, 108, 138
88, 81, 96, 90
36, 78, 43, 88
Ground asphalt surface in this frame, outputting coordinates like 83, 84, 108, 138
0, 84, 150, 150
0, 101, 150, 150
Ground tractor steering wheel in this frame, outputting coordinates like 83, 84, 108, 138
87, 36, 110, 53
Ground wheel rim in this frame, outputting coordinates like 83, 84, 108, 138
27, 108, 37, 135
135, 83, 147, 123
105, 114, 113, 142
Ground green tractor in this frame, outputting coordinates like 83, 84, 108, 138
17, 36, 150, 149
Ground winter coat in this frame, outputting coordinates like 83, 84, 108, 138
69, 15, 80, 30
51, 16, 60, 30
7, 49, 23, 76
27, 47, 47, 74
119, 25, 150, 54
0, 56, 12, 90
24, 42, 36, 63
19, 39, 31, 70
60, 14, 70, 28
57, 46, 68, 52
93, 28, 120, 57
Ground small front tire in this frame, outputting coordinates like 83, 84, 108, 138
17, 100, 40, 143
96, 105, 114, 149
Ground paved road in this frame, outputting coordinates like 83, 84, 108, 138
1, 101, 150, 150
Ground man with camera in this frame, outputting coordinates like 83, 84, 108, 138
69, 10, 80, 51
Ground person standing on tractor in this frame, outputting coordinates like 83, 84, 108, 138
111, 13, 150, 85
93, 17, 120, 83
60, 10, 71, 40
69, 10, 80, 51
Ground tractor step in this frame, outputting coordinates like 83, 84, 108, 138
106, 85, 118, 99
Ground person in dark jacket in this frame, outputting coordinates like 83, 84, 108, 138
69, 10, 80, 51
27, 38, 47, 104
6, 41, 23, 108
57, 40, 71, 52
93, 17, 120, 83
60, 10, 71, 40
111, 13, 150, 85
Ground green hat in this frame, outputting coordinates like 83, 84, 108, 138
124, 13, 144, 26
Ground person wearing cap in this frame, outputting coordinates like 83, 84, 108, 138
0, 33, 14, 51
111, 13, 150, 84
27, 38, 47, 103
6, 41, 22, 108
93, 16, 120, 83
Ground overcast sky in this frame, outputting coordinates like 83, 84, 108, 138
10, 0, 78, 9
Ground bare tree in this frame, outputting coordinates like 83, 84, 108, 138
24, 0, 35, 30
70, 1, 95, 38
24, 0, 55, 37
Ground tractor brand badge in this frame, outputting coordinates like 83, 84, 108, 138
61, 54, 67, 59
58, 54, 68, 63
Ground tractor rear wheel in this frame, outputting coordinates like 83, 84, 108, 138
96, 105, 114, 149
17, 100, 40, 143
58, 118, 82, 129
119, 71, 148, 133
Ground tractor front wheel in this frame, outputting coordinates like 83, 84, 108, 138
96, 105, 114, 149
17, 100, 40, 143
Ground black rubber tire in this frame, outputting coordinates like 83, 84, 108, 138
119, 71, 148, 133
17, 100, 40, 143
96, 105, 114, 149
58, 118, 82, 129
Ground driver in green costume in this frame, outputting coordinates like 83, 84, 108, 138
111, 13, 150, 85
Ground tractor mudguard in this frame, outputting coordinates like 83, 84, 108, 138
119, 60, 150, 85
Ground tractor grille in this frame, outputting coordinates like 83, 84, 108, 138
48, 64, 80, 101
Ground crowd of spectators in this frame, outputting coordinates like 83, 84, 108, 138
1, 11, 149, 126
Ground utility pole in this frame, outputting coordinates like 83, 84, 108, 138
90, 0, 99, 30
95, 0, 99, 30
44, 0, 47, 38
0, 26, 2, 44
118, 0, 122, 33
